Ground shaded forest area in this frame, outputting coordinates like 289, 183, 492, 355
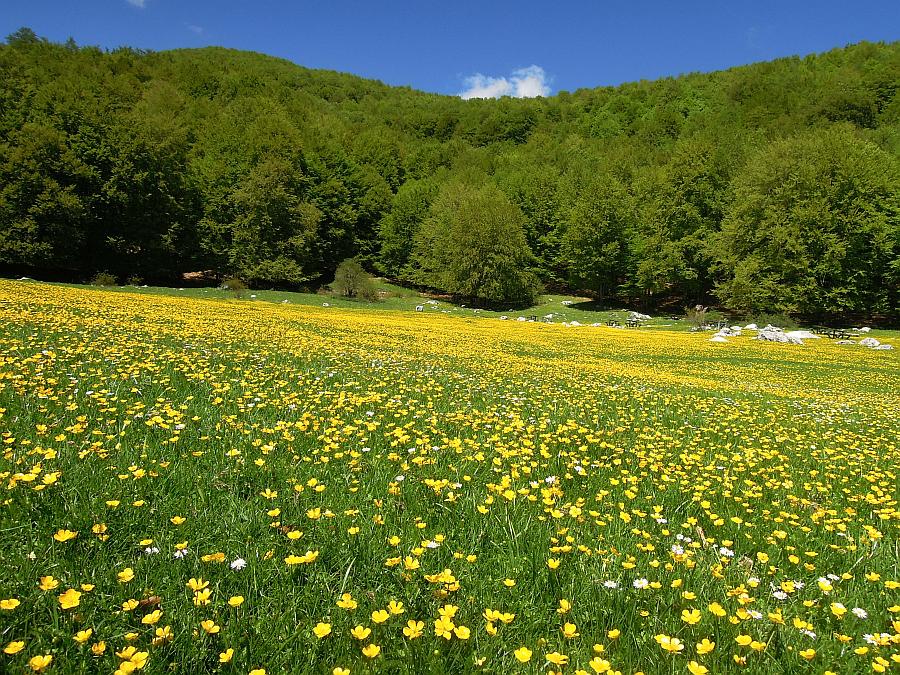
1, 29, 898, 321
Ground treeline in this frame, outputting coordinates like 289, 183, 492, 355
1, 28, 899, 320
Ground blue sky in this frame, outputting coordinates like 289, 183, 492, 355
2, 1, 898, 98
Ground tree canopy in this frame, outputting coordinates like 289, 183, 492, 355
1, 31, 899, 319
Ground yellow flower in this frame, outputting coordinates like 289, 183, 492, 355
284, 550, 319, 565
219, 649, 234, 663
696, 638, 715, 655
387, 600, 404, 615
200, 619, 220, 635
799, 648, 816, 660
655, 634, 684, 653
561, 622, 580, 638
607, 628, 620, 639
514, 646, 532, 663
122, 599, 139, 611
170, 516, 186, 525
681, 608, 702, 625
91, 641, 106, 656
435, 616, 455, 640
546, 652, 569, 666
152, 626, 173, 646
29, 655, 53, 672
830, 602, 847, 618
708, 602, 726, 617
39, 576, 59, 591
1, 598, 21, 610
336, 593, 357, 610
58, 588, 82, 610
228, 595, 245, 607
313, 622, 332, 639
74, 628, 93, 644
249, 669, 267, 675
453, 625, 471, 639
4, 641, 25, 655
53, 529, 77, 542
350, 625, 371, 640
371, 609, 390, 624
403, 620, 424, 639
187, 577, 208, 592
142, 609, 163, 625
361, 644, 380, 658
333, 669, 350, 675
589, 657, 611, 673
117, 567, 135, 583
547, 557, 561, 569
193, 588, 212, 606
688, 662, 709, 675
735, 635, 753, 647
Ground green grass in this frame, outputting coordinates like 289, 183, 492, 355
0, 279, 898, 675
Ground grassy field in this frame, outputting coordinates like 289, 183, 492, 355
0, 279, 898, 675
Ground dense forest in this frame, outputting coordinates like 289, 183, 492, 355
1, 28, 899, 320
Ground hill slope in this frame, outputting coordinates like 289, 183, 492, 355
1, 28, 898, 319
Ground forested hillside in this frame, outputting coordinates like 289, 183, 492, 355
1, 28, 898, 320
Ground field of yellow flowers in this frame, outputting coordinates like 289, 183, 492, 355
0, 279, 898, 675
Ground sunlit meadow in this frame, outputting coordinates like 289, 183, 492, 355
1, 279, 898, 675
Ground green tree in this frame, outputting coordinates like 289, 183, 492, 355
410, 181, 541, 306
559, 174, 633, 302
711, 125, 899, 318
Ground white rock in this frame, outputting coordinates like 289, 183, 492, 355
872, 344, 893, 350
629, 311, 652, 321
570, 320, 581, 326
709, 336, 729, 343
499, 315, 508, 320
836, 340, 856, 345
516, 316, 527, 322
757, 329, 802, 344
859, 326, 871, 333
860, 337, 881, 347
744, 323, 758, 330
561, 300, 573, 306
786, 331, 820, 340
730, 325, 743, 332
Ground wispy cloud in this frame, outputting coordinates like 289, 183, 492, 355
126, 0, 147, 8
187, 24, 204, 35
459, 65, 551, 100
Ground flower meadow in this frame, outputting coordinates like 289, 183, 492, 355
0, 280, 898, 675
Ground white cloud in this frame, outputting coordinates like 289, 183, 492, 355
187, 24, 204, 34
126, 0, 147, 8
459, 65, 551, 100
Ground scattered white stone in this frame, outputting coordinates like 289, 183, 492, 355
561, 300, 573, 306
516, 316, 527, 322
836, 340, 856, 345
786, 330, 820, 340
281, 299, 288, 304
499, 315, 508, 320
744, 323, 758, 330
859, 326, 871, 333
757, 329, 802, 344
872, 344, 893, 350
709, 336, 729, 343
415, 305, 424, 312
250, 294, 257, 299
322, 302, 330, 307
730, 325, 743, 332
629, 311, 652, 321
570, 320, 581, 326
860, 337, 880, 347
